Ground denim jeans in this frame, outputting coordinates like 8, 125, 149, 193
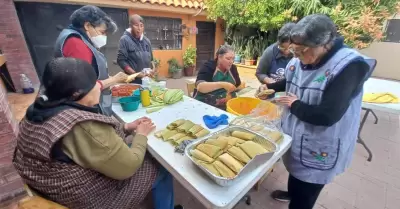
151, 166, 174, 209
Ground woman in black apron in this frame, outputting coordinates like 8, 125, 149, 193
256, 23, 295, 84
193, 45, 241, 110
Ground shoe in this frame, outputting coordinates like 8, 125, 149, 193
174, 205, 184, 209
271, 190, 290, 202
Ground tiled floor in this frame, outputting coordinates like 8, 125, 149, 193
1, 77, 400, 209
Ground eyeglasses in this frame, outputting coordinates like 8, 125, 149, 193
277, 45, 289, 51
289, 46, 309, 56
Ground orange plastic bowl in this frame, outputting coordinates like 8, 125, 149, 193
226, 97, 262, 116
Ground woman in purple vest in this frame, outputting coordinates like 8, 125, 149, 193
259, 14, 376, 209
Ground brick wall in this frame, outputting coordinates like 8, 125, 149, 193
0, 85, 24, 202
0, 0, 40, 92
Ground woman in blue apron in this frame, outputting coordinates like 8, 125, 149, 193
54, 5, 129, 116
256, 23, 295, 84
117, 14, 154, 84
259, 14, 376, 209
193, 45, 241, 110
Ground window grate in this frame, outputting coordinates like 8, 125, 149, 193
142, 16, 183, 50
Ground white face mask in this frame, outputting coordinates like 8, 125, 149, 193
91, 35, 107, 48
140, 33, 144, 41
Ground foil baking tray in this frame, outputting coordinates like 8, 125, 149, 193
185, 126, 278, 187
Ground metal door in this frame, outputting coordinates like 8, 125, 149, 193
196, 22, 216, 72
15, 2, 128, 81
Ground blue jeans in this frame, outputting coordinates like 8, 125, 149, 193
151, 166, 175, 209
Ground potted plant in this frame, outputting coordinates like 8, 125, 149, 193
231, 36, 245, 64
152, 58, 161, 81
167, 58, 183, 79
244, 40, 255, 65
183, 45, 197, 76
254, 35, 269, 66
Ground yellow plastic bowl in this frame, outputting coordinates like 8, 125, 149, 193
226, 97, 262, 116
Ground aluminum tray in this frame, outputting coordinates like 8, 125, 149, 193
111, 83, 141, 103
185, 126, 277, 187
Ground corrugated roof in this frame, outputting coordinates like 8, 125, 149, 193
129, 0, 205, 9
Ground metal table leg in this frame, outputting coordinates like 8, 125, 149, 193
358, 108, 376, 162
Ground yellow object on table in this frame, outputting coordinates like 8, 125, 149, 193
140, 89, 151, 107
226, 97, 262, 116
363, 93, 399, 103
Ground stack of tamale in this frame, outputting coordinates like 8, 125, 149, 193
154, 119, 210, 146
190, 130, 272, 179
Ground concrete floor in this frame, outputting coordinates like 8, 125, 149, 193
2, 77, 400, 209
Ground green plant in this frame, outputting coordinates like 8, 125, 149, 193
167, 58, 182, 74
153, 58, 161, 69
183, 45, 197, 68
243, 40, 255, 60
253, 34, 269, 58
205, 0, 400, 49
231, 35, 246, 56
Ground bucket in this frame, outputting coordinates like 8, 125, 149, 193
226, 97, 262, 116
119, 96, 141, 112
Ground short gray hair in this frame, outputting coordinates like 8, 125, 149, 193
290, 14, 337, 47
70, 5, 117, 34
216, 45, 234, 57
277, 22, 295, 44
129, 14, 144, 25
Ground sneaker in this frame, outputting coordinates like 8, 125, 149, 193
271, 190, 290, 202
174, 205, 184, 209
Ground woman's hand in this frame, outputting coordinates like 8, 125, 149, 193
124, 117, 151, 132
276, 93, 298, 107
112, 72, 130, 83
219, 82, 236, 93
263, 77, 276, 84
136, 121, 156, 136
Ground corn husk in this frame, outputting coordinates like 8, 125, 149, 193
193, 128, 210, 139
231, 131, 256, 141
168, 133, 186, 141
176, 120, 195, 133
195, 159, 220, 176
173, 135, 193, 145
187, 124, 203, 136
154, 129, 168, 138
218, 153, 244, 174
205, 137, 229, 150
212, 160, 236, 178
238, 141, 268, 159
161, 130, 178, 141
190, 149, 214, 163
170, 119, 185, 128
196, 144, 222, 158
227, 146, 251, 164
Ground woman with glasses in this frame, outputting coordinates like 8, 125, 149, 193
256, 23, 295, 84
193, 45, 241, 110
54, 5, 129, 116
259, 14, 376, 209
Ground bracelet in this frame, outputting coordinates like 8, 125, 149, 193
97, 80, 104, 91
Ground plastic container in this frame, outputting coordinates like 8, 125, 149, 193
140, 88, 151, 107
158, 81, 167, 89
226, 97, 262, 116
119, 96, 140, 112
142, 76, 151, 88
20, 74, 34, 94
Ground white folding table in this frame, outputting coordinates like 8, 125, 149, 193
112, 96, 292, 209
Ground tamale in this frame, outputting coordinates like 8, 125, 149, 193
173, 135, 193, 145
225, 136, 246, 146
231, 131, 256, 141
196, 160, 220, 177
168, 133, 186, 141
250, 124, 264, 132
154, 129, 168, 138
170, 119, 186, 127
187, 124, 203, 136
238, 141, 268, 158
212, 160, 236, 178
205, 137, 228, 150
176, 120, 195, 133
268, 131, 283, 143
196, 143, 222, 158
161, 130, 178, 141
193, 128, 210, 138
227, 146, 251, 164
190, 149, 214, 163
218, 153, 244, 174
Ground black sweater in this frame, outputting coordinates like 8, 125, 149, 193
267, 38, 369, 126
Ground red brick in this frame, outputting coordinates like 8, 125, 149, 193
0, 0, 39, 91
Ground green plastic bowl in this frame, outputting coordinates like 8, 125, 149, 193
119, 96, 140, 112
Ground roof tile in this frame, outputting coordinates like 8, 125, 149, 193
129, 0, 205, 9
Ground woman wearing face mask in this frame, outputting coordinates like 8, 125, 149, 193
193, 45, 241, 110
259, 14, 376, 209
54, 5, 130, 116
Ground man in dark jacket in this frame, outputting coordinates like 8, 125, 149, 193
117, 14, 154, 84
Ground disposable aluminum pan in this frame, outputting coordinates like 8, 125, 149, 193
185, 126, 278, 187
111, 83, 141, 103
